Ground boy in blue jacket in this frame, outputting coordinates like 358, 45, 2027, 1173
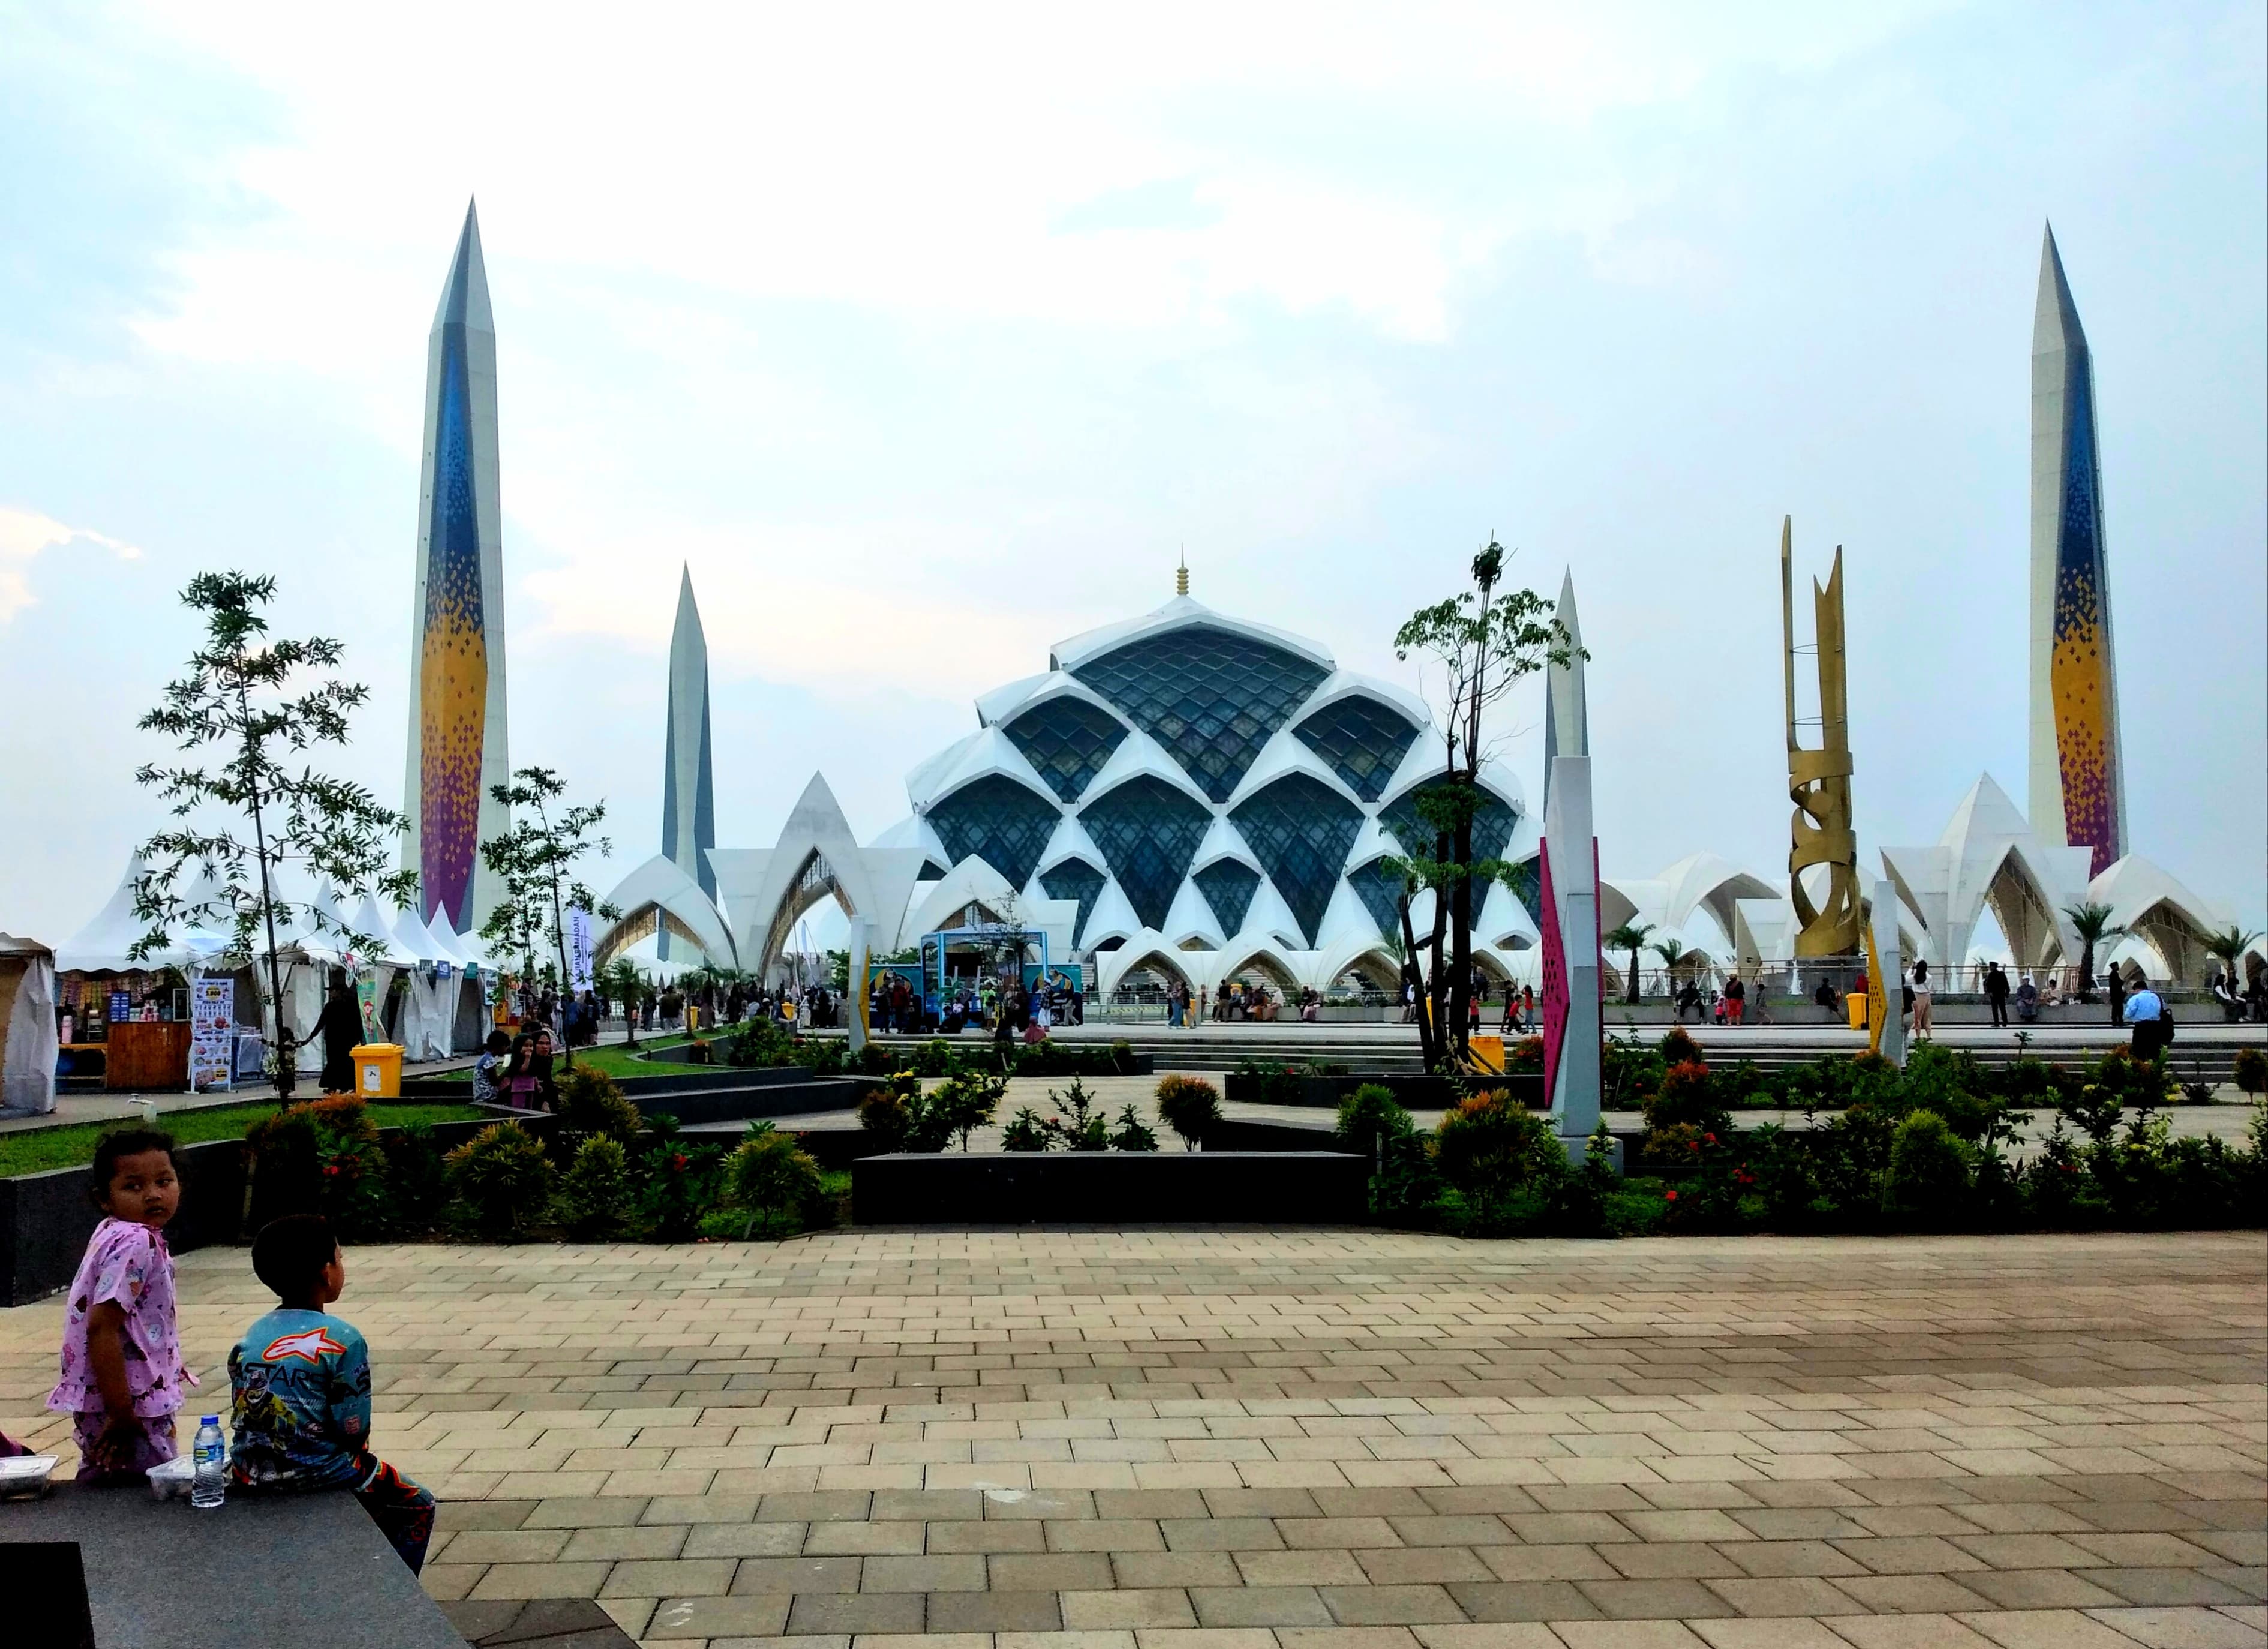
229, 1215, 434, 1572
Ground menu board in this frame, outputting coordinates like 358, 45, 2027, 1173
190, 977, 236, 1092
109, 991, 131, 1023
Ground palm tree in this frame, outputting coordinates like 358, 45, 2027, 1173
2204, 924, 2263, 992
1603, 921, 1655, 1005
2061, 902, 2123, 1003
1647, 937, 1685, 998
597, 956, 647, 1047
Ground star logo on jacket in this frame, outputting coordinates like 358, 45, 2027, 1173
262, 1327, 346, 1365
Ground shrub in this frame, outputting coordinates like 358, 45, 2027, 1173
928, 1070, 1006, 1150
999, 1107, 1050, 1152
724, 1128, 825, 1236
246, 1097, 389, 1239
1155, 1076, 1222, 1148
558, 1067, 643, 1143
858, 1088, 912, 1151
1110, 1105, 1158, 1152
726, 1017, 806, 1070
555, 1135, 632, 1239
444, 1122, 555, 1238
1503, 1036, 1544, 1074
1434, 1089, 1561, 1228
1659, 1027, 1704, 1068
2234, 1047, 2267, 1095
1883, 1109, 1972, 1225
379, 1122, 449, 1233
635, 1126, 723, 1240
1335, 1084, 1414, 1157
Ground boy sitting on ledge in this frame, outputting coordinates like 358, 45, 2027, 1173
228, 1215, 434, 1572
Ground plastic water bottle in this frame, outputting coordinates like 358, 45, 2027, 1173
190, 1416, 226, 1509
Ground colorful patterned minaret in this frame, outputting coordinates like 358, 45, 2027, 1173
2029, 223, 2126, 878
402, 201, 511, 932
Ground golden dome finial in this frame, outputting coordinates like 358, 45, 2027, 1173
1176, 548, 1188, 597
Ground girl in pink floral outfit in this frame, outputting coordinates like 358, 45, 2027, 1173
47, 1129, 196, 1482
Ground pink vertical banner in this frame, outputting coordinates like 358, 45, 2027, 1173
1539, 839, 1568, 1104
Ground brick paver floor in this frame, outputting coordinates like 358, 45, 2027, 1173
4, 1229, 2262, 1648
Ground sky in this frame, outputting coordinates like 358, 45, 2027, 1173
2, 0, 2262, 951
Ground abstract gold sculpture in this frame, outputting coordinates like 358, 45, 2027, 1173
1781, 516, 1862, 956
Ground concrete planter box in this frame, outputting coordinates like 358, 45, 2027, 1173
852, 1150, 1372, 1224
1222, 1073, 1543, 1109
1, 1135, 248, 1308
400, 1064, 836, 1101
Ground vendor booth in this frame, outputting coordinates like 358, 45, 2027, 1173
0, 932, 59, 1115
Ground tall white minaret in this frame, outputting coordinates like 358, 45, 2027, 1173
1542, 569, 1587, 821
402, 199, 511, 935
657, 566, 716, 958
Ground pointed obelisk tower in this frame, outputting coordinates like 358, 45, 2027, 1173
2029, 223, 2126, 878
656, 567, 717, 959
402, 200, 512, 933
1542, 570, 1588, 820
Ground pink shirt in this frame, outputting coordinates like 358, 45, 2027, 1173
46, 1218, 195, 1418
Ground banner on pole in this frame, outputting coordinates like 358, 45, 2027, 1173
567, 908, 594, 993
189, 977, 235, 1092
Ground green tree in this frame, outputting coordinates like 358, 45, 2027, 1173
2203, 924, 2261, 992
129, 572, 413, 1097
596, 956, 648, 1047
2061, 902, 2123, 1003
1391, 540, 1579, 1068
1603, 921, 1656, 1005
479, 767, 620, 1068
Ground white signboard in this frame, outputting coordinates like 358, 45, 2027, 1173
567, 907, 594, 993
189, 977, 235, 1092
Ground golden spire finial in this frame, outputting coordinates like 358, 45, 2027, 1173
1176, 547, 1188, 597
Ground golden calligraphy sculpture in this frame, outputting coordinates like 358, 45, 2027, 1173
1780, 517, 1862, 956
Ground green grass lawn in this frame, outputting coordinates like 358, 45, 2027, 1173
427, 1041, 720, 1082
0, 1101, 486, 1179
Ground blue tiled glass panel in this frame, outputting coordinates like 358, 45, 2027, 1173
1379, 779, 1518, 860
1002, 696, 1127, 802
926, 774, 1059, 893
920, 858, 951, 880
1192, 860, 1261, 936
1229, 774, 1362, 947
1293, 697, 1419, 801
1038, 858, 1107, 946
1077, 776, 1212, 930
1344, 858, 1405, 938
1071, 625, 1329, 803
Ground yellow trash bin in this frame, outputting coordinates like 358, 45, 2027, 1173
351, 1043, 403, 1100
1845, 993, 1867, 1031
1468, 1034, 1506, 1074
686, 1005, 699, 1034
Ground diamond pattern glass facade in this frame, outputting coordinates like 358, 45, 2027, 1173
1038, 858, 1106, 946
1072, 624, 1329, 803
1503, 852, 1541, 926
1344, 857, 1405, 939
1230, 774, 1363, 945
1192, 860, 1261, 936
926, 774, 1060, 893
1293, 696, 1419, 801
1078, 776, 1212, 930
1380, 779, 1519, 861
1002, 695, 1127, 802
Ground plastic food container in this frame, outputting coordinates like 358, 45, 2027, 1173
0, 1453, 59, 1498
146, 1455, 196, 1500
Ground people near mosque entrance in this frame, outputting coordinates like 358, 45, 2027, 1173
49, 1130, 191, 1483
1910, 960, 1933, 1040
1899, 968, 1916, 1030
2122, 975, 2170, 1059
530, 1028, 560, 1110
1522, 984, 1536, 1032
1984, 962, 2011, 1028
471, 1030, 510, 1105
312, 970, 361, 1095
2015, 971, 2039, 1022
658, 986, 683, 1029
2106, 968, 2125, 1029
1724, 974, 1746, 1026
2207, 968, 2245, 1023
2246, 973, 2268, 1023
2038, 972, 2061, 1008
1676, 977, 1704, 1023
1812, 975, 1840, 1016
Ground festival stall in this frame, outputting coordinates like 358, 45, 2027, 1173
0, 932, 59, 1115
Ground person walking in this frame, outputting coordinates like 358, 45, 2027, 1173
2122, 974, 2167, 1061
310, 971, 361, 1095
1725, 972, 1746, 1026
1984, 962, 2010, 1028
1910, 959, 1934, 1040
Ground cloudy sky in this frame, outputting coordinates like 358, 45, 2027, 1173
2, 1, 2261, 949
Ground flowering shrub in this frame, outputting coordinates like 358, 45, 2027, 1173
1155, 1076, 1222, 1148
444, 1122, 555, 1239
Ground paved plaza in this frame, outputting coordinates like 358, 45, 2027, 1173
5, 1227, 2263, 1648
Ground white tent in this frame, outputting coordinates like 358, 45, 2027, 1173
387, 903, 458, 1061
55, 855, 182, 974
0, 933, 59, 1115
